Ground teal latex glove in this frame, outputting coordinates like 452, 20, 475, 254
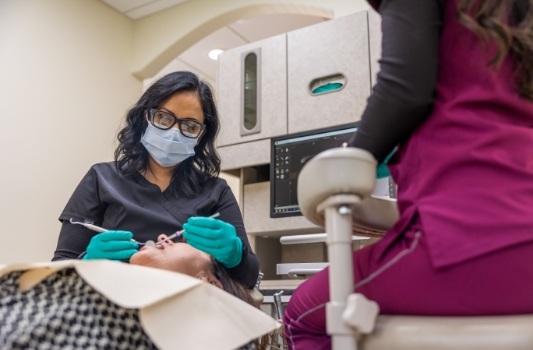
376, 163, 390, 179
183, 217, 243, 268
376, 147, 396, 179
82, 230, 138, 261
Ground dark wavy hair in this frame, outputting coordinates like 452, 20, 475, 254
114, 71, 221, 197
457, 0, 533, 100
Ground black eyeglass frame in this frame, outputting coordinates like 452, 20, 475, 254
147, 108, 206, 139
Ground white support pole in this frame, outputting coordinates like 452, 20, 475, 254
321, 199, 359, 350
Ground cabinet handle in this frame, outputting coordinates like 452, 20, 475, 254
288, 268, 324, 279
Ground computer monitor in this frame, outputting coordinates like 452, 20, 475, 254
270, 123, 359, 218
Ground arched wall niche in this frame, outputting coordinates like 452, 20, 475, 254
131, 3, 337, 80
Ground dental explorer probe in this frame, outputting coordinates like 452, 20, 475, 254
156, 212, 220, 246
68, 219, 154, 247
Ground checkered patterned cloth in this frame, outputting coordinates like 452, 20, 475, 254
0, 268, 157, 349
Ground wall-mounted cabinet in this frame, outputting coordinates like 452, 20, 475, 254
217, 34, 288, 148
217, 10, 381, 171
287, 11, 371, 134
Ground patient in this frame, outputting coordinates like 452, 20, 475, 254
130, 234, 225, 290
130, 234, 257, 305
0, 235, 264, 350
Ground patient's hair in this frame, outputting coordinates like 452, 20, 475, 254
211, 257, 256, 304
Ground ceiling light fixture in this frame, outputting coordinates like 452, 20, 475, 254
208, 49, 224, 60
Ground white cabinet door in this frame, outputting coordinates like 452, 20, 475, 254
287, 12, 372, 134
217, 34, 288, 147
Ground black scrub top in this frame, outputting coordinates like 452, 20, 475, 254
53, 162, 260, 289
349, 0, 444, 163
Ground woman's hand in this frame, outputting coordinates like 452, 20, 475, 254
82, 231, 138, 261
183, 217, 243, 268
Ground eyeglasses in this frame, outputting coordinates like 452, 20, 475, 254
147, 109, 206, 139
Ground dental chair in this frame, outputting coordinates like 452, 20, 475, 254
297, 145, 533, 350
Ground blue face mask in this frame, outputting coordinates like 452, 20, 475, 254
141, 123, 197, 167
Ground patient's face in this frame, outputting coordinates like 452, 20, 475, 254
129, 235, 223, 289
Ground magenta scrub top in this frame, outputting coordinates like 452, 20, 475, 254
383, 0, 533, 268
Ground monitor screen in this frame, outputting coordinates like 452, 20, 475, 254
270, 123, 359, 218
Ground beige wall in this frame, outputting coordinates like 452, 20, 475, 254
0, 0, 369, 264
0, 0, 140, 263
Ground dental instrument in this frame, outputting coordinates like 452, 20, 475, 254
156, 212, 220, 246
69, 219, 151, 246
70, 212, 220, 248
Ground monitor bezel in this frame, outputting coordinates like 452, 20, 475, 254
270, 122, 359, 218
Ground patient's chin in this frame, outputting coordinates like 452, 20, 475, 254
129, 251, 150, 267
129, 254, 141, 266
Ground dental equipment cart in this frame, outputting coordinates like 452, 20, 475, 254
297, 146, 533, 350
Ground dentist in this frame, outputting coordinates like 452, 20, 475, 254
53, 71, 259, 289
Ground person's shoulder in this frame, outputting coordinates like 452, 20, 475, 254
211, 177, 229, 188
88, 161, 120, 175
210, 177, 240, 199
201, 177, 231, 194
90, 161, 117, 170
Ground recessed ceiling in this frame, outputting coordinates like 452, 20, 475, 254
100, 0, 193, 20
100, 0, 327, 90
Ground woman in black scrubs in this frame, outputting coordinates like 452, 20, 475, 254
52, 71, 259, 289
